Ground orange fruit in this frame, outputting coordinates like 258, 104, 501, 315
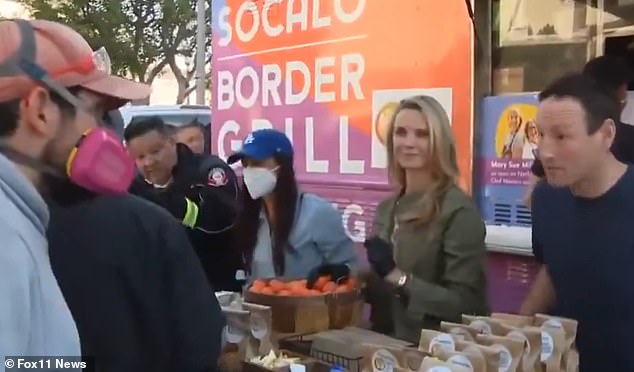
298, 279, 308, 288
314, 276, 330, 291
287, 281, 304, 292
277, 289, 291, 296
322, 281, 337, 293
307, 289, 322, 296
292, 287, 312, 296
269, 279, 286, 293
252, 280, 266, 290
335, 285, 349, 293
249, 286, 261, 293
260, 287, 275, 295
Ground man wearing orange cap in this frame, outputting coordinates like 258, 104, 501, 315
0, 19, 224, 371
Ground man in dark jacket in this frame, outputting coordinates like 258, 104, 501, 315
48, 190, 225, 371
125, 116, 244, 292
20, 21, 225, 369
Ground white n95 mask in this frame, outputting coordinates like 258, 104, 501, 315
242, 167, 277, 199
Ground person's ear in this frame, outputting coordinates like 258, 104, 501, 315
599, 118, 617, 150
165, 134, 176, 145
21, 87, 59, 139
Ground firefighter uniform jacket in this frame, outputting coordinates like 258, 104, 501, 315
130, 144, 244, 292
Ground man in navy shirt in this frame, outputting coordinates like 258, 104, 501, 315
520, 74, 634, 371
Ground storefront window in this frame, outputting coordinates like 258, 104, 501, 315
491, 0, 598, 94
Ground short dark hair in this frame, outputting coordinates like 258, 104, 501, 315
539, 73, 621, 134
123, 116, 172, 143
583, 55, 632, 93
178, 118, 204, 131
0, 87, 79, 137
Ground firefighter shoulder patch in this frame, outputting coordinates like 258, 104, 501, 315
207, 167, 228, 187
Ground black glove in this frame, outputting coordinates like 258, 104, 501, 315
364, 236, 396, 278
306, 263, 351, 289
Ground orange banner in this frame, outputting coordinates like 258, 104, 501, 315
213, 0, 473, 189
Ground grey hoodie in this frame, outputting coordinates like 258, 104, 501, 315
0, 153, 80, 367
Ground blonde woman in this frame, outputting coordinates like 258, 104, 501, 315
501, 108, 525, 159
522, 120, 539, 159
364, 95, 489, 343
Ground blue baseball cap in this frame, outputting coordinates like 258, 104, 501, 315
227, 129, 294, 164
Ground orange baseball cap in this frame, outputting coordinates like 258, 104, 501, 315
0, 19, 150, 108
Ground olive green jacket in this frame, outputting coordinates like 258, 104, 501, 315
372, 185, 489, 343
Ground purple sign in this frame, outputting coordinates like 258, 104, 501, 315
478, 95, 539, 187
479, 158, 534, 186
476, 94, 539, 226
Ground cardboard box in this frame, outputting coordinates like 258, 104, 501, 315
327, 291, 363, 329
306, 327, 415, 372
492, 67, 525, 94
245, 291, 330, 334
244, 287, 363, 334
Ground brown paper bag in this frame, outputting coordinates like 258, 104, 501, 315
401, 348, 430, 372
503, 326, 542, 372
461, 315, 509, 336
362, 345, 429, 372
419, 330, 460, 354
536, 321, 566, 372
223, 308, 255, 360
562, 348, 579, 372
455, 340, 500, 372
361, 343, 405, 372
432, 347, 486, 372
534, 314, 578, 352
475, 334, 524, 372
419, 357, 472, 372
243, 302, 274, 356
490, 313, 534, 328
440, 322, 480, 342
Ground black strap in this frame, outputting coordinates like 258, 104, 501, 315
0, 19, 36, 77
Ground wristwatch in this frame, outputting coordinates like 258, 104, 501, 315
395, 273, 410, 307
397, 273, 408, 287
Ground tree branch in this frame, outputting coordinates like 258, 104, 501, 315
146, 58, 169, 84
183, 71, 212, 98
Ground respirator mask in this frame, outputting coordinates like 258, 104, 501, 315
0, 45, 134, 195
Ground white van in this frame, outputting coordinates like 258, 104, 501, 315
118, 104, 212, 152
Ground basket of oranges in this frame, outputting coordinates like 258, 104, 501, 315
244, 276, 362, 335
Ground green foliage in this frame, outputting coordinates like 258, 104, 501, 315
19, 0, 210, 86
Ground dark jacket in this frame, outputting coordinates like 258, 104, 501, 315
47, 191, 224, 372
129, 144, 244, 292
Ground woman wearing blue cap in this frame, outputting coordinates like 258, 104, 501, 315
228, 129, 357, 286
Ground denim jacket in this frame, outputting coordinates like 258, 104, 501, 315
250, 192, 357, 280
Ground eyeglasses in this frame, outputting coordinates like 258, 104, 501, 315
48, 46, 112, 78
92, 47, 111, 75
